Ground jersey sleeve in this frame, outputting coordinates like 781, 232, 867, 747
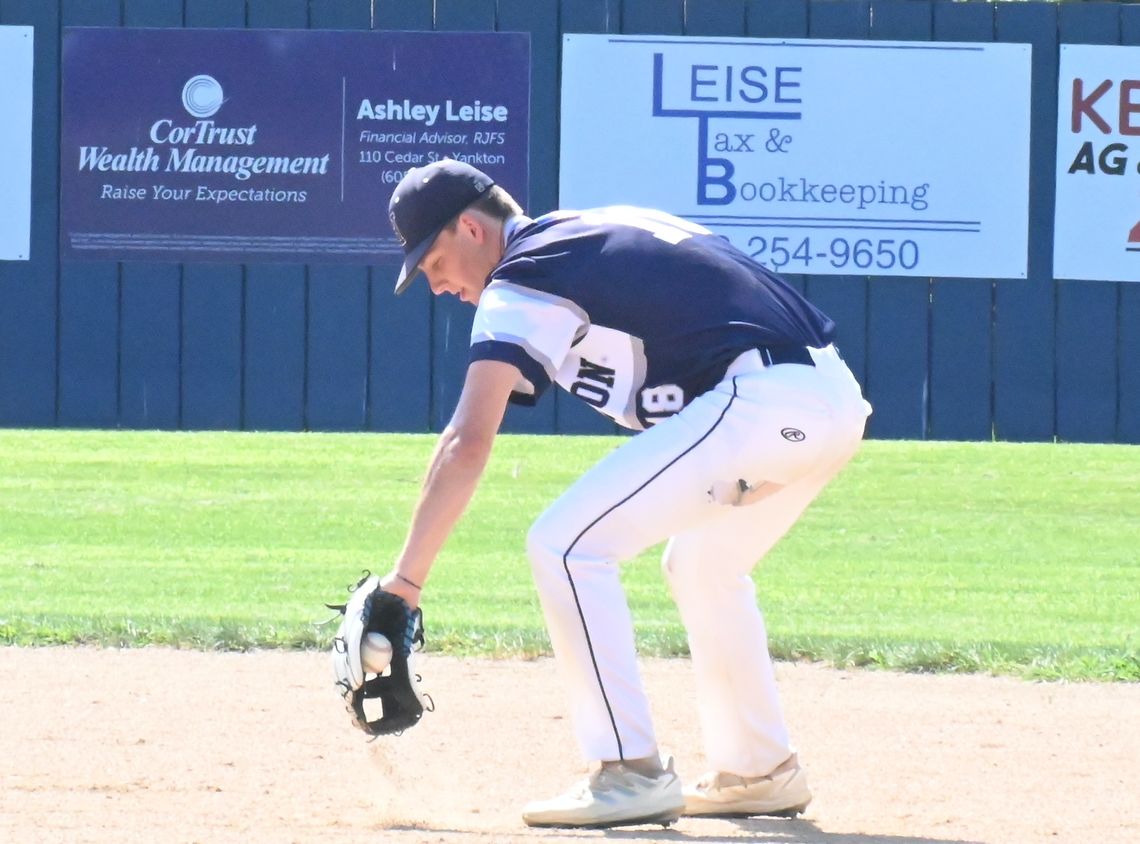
469, 280, 589, 406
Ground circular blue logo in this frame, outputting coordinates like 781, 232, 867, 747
182, 75, 224, 118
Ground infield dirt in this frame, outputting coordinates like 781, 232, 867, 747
1, 647, 1136, 844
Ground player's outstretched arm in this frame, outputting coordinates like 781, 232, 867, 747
380, 359, 520, 606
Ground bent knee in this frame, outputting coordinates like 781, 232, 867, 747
526, 512, 566, 571
661, 539, 697, 588
662, 539, 754, 595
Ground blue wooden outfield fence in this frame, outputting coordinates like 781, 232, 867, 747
1, 0, 1138, 443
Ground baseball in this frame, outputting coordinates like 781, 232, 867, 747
361, 631, 393, 674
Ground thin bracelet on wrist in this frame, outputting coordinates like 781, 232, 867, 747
395, 572, 422, 590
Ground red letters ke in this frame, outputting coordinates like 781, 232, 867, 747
1072, 78, 1140, 135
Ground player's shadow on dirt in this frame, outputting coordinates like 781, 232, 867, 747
391, 819, 977, 843
599, 817, 979, 843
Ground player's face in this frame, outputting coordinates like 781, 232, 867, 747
420, 214, 497, 305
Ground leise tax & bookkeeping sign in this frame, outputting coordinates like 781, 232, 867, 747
560, 35, 1031, 280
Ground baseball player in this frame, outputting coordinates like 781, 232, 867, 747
377, 159, 871, 828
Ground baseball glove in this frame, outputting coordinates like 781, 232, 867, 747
328, 572, 431, 736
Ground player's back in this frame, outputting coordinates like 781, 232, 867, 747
496, 206, 835, 356
480, 206, 840, 427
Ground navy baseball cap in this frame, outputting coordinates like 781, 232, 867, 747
388, 159, 495, 294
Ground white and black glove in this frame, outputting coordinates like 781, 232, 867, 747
327, 572, 431, 736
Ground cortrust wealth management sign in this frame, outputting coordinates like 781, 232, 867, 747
61, 28, 529, 264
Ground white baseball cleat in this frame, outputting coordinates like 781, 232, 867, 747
683, 755, 812, 818
522, 756, 684, 828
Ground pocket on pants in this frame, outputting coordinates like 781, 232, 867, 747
723, 373, 847, 486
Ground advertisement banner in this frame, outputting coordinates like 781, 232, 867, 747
61, 28, 529, 264
0, 26, 34, 262
1054, 44, 1140, 282
560, 35, 1031, 280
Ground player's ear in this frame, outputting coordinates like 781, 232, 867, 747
460, 210, 494, 245
455, 211, 481, 242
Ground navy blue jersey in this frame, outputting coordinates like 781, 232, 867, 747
469, 206, 836, 430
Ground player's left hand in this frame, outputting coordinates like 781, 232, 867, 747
327, 572, 432, 736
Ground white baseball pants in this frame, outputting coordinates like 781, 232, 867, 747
526, 345, 871, 776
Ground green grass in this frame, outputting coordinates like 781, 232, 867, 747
0, 430, 1137, 681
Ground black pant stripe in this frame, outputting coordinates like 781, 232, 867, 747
558, 378, 740, 760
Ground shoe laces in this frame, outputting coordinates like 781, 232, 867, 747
698, 755, 798, 791
585, 763, 669, 796
698, 770, 774, 791
556, 766, 619, 799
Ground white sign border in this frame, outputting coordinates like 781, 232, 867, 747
0, 25, 34, 262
